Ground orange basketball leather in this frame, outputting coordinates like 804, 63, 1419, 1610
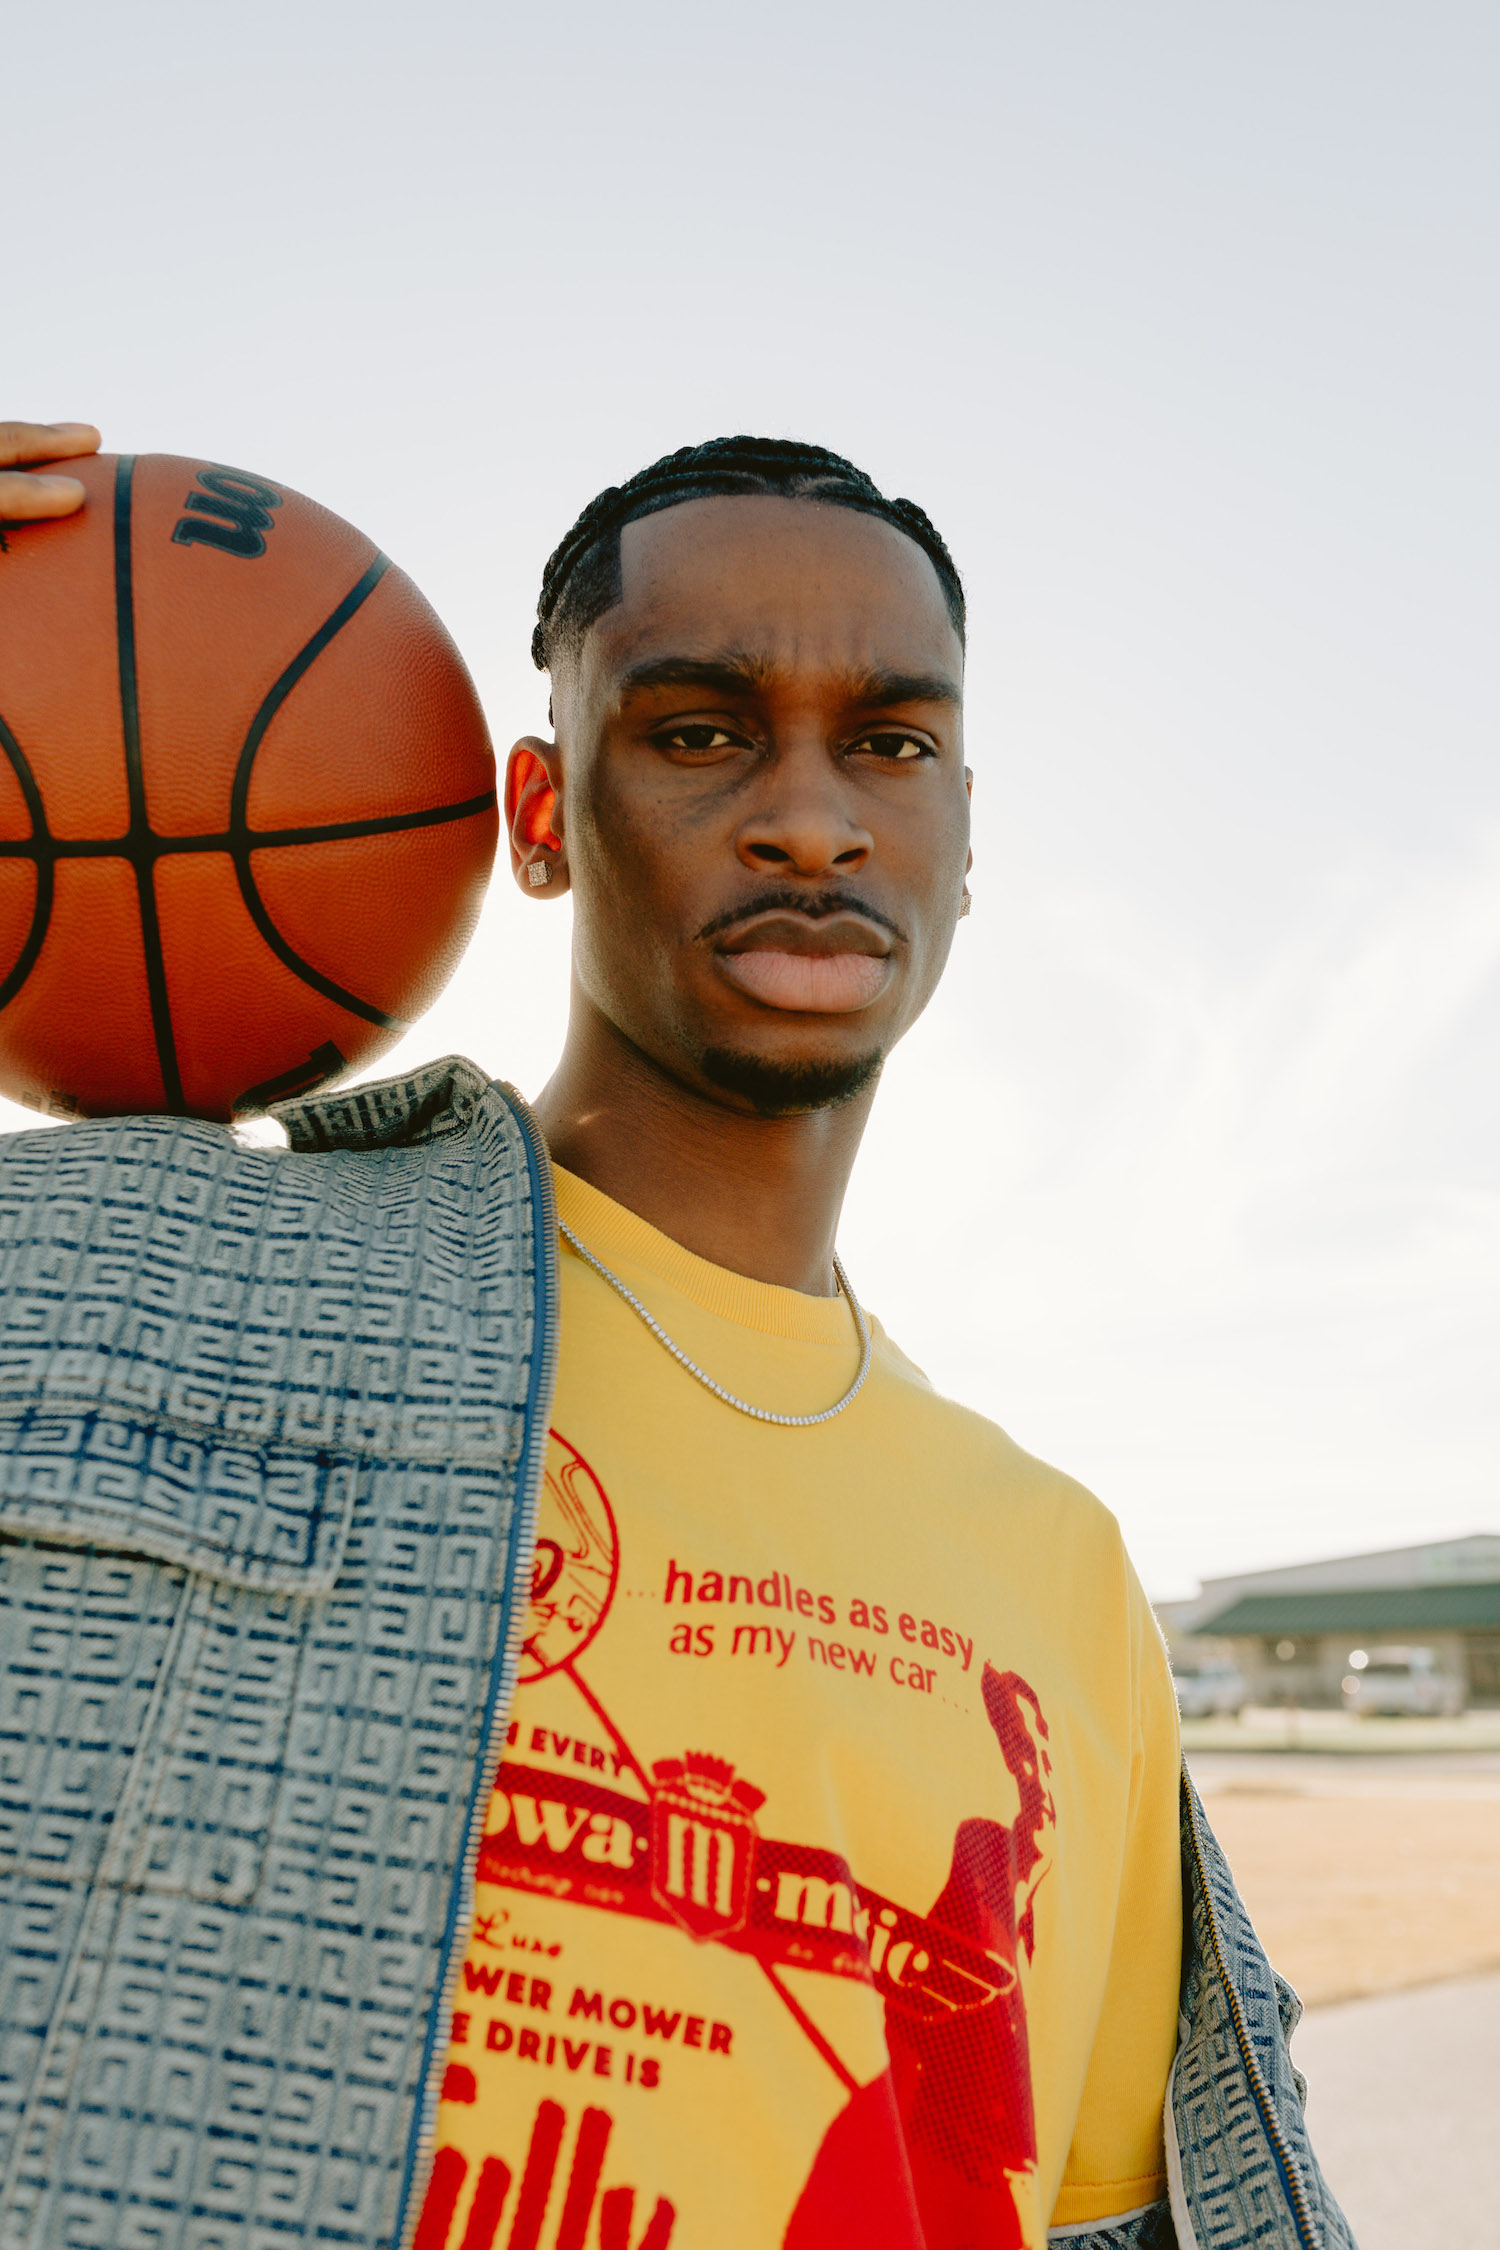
0, 452, 497, 1119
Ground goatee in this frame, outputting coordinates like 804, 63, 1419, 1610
697, 1045, 884, 1118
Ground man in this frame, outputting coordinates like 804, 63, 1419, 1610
0, 422, 1350, 2250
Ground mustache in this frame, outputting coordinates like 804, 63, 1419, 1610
695, 888, 907, 946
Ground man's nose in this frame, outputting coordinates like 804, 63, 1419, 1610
734, 748, 873, 878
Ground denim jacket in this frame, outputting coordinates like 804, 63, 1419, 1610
0, 1057, 1355, 2250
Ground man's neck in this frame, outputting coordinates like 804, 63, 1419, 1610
529, 994, 873, 1296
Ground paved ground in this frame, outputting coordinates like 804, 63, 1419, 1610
1181, 1708, 1500, 1760
1185, 1728, 1500, 2004
1292, 1972, 1500, 2250
1180, 1718, 1499, 2245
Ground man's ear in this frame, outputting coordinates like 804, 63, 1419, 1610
505, 737, 568, 897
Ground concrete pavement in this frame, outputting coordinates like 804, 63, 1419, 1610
1177, 1720, 1499, 2240
1293, 1971, 1500, 2250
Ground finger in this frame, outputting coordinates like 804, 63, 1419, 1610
0, 470, 89, 521
0, 421, 101, 470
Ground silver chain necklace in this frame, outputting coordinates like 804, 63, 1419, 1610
557, 1219, 873, 1427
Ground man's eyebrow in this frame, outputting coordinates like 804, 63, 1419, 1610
616, 655, 962, 705
845, 666, 962, 708
618, 655, 769, 696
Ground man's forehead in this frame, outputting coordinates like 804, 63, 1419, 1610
593, 493, 962, 685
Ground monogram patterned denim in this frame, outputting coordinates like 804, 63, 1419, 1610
0, 1057, 1354, 2250
0, 1059, 556, 2250
1050, 2201, 1177, 2250
1162, 1781, 1356, 2250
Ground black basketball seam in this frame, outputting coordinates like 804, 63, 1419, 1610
227, 553, 404, 1030
227, 552, 394, 832
240, 789, 499, 850
234, 1038, 347, 1116
233, 886, 397, 1028
115, 456, 186, 1113
0, 790, 499, 861
0, 712, 54, 1013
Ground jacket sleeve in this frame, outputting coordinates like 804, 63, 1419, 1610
1049, 2202, 1176, 2250
1166, 1776, 1359, 2250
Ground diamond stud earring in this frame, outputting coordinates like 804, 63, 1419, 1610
528, 860, 553, 887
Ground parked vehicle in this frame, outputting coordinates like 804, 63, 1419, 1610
1173, 1655, 1249, 1719
1341, 1645, 1465, 1718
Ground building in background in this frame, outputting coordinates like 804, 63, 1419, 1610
1157, 1534, 1500, 1711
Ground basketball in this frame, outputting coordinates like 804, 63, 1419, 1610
0, 451, 498, 1121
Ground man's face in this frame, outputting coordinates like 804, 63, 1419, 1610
519, 494, 970, 1116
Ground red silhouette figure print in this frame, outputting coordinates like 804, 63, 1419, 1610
783, 1666, 1056, 2250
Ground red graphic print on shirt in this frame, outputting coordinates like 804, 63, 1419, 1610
414, 1433, 1056, 2250
414, 2100, 674, 2250
521, 1433, 620, 1682
782, 1669, 1055, 2249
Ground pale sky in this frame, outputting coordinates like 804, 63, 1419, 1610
9, 1, 1498, 1596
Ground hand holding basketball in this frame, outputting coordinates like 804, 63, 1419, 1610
0, 422, 100, 520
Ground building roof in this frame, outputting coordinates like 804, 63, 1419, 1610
1200, 1580, 1500, 1636
1188, 1533, 1500, 1622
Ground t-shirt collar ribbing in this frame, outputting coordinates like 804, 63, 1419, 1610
551, 1163, 858, 1345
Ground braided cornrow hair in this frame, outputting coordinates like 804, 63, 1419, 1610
532, 434, 964, 672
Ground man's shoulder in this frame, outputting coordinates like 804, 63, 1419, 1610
872, 1329, 1131, 1559
0, 1055, 548, 1476
0, 1054, 520, 1191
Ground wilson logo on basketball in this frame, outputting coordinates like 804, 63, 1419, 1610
171, 465, 285, 560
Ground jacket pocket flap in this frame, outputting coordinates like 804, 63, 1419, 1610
0, 1401, 357, 1590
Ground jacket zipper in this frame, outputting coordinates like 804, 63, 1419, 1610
394, 1084, 561, 2250
1181, 1775, 1321, 2250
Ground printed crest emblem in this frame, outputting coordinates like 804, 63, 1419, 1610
649, 1752, 765, 1941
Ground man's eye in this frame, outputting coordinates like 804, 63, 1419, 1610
855, 731, 931, 761
659, 724, 738, 752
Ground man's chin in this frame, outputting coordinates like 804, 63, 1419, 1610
697, 1043, 885, 1118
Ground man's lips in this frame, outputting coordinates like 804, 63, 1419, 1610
713, 912, 894, 1015
717, 952, 891, 1012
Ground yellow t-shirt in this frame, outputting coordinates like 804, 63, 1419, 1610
415, 1167, 1181, 2250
